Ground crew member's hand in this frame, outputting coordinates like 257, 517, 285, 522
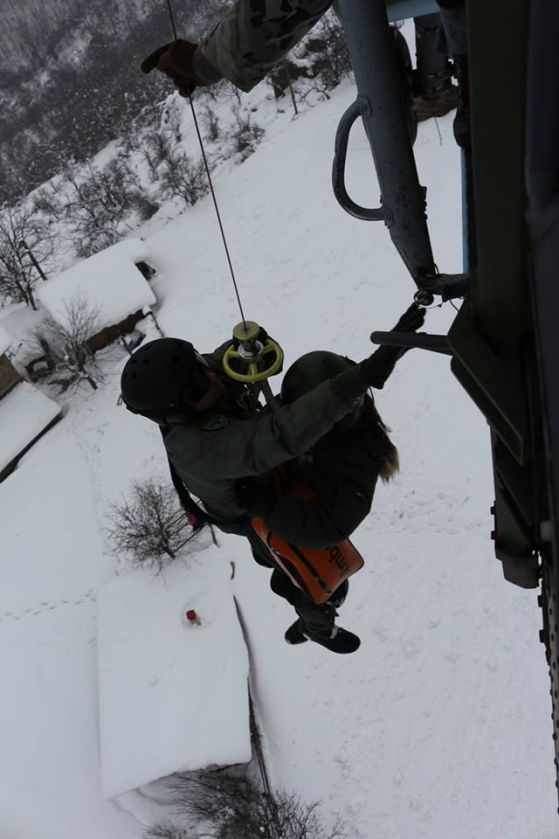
392, 302, 426, 333
359, 303, 425, 388
141, 39, 202, 97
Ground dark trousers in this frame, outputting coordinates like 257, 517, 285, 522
247, 531, 338, 638
436, 1, 468, 57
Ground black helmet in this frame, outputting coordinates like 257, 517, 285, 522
281, 350, 363, 431
120, 338, 210, 422
281, 351, 352, 403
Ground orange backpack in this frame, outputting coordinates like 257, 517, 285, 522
250, 479, 364, 605
251, 517, 364, 604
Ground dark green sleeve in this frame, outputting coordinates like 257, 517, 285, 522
196, 365, 368, 479
198, 0, 333, 92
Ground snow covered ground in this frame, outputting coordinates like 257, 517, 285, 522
0, 65, 557, 839
0, 381, 61, 474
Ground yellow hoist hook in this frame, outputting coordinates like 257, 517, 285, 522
223, 321, 284, 383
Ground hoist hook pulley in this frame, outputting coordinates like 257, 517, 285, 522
223, 321, 284, 383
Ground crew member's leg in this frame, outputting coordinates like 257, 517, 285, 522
437, 0, 469, 146
413, 13, 456, 121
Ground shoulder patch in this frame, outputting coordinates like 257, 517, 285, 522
201, 414, 230, 432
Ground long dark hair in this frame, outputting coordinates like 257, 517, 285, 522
367, 396, 399, 482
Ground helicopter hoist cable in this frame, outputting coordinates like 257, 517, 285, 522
164, 0, 249, 332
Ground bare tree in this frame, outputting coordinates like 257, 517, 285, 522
106, 478, 195, 573
0, 204, 51, 309
31, 294, 105, 392
60, 156, 146, 258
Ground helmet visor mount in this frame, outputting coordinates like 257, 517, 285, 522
175, 353, 211, 409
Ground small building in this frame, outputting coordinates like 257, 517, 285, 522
97, 557, 251, 798
37, 239, 158, 353
0, 326, 21, 398
0, 326, 62, 482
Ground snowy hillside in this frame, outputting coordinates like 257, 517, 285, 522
0, 68, 557, 839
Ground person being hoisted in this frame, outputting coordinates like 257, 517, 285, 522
120, 304, 425, 655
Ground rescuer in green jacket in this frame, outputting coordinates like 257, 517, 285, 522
120, 305, 424, 654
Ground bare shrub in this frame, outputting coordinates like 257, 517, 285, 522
32, 183, 65, 221
230, 105, 265, 161
159, 152, 207, 206
203, 105, 221, 142
307, 12, 352, 91
172, 770, 347, 839
31, 294, 105, 392
106, 478, 194, 573
143, 129, 208, 206
294, 12, 352, 103
269, 59, 309, 100
143, 824, 190, 839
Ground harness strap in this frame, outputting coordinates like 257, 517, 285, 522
161, 428, 214, 531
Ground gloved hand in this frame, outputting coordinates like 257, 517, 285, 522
393, 302, 425, 333
141, 39, 202, 97
234, 478, 277, 518
359, 303, 425, 389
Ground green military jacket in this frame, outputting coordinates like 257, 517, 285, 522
162, 350, 367, 532
195, 0, 333, 92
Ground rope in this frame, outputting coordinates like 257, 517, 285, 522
165, 0, 178, 39
187, 97, 249, 330
163, 0, 248, 331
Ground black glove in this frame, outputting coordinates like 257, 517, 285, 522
359, 303, 425, 389
393, 302, 426, 333
234, 478, 277, 518
142, 39, 201, 97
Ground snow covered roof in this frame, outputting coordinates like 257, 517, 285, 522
97, 558, 251, 798
0, 326, 11, 356
38, 239, 157, 337
0, 382, 61, 474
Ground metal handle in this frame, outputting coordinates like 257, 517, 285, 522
332, 99, 384, 222
370, 331, 452, 356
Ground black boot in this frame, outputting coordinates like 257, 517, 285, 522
413, 14, 457, 122
285, 619, 308, 645
285, 619, 360, 653
413, 73, 457, 122
452, 53, 470, 148
308, 625, 361, 654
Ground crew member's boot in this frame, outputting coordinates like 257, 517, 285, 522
285, 619, 361, 654
413, 68, 457, 121
413, 13, 457, 122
